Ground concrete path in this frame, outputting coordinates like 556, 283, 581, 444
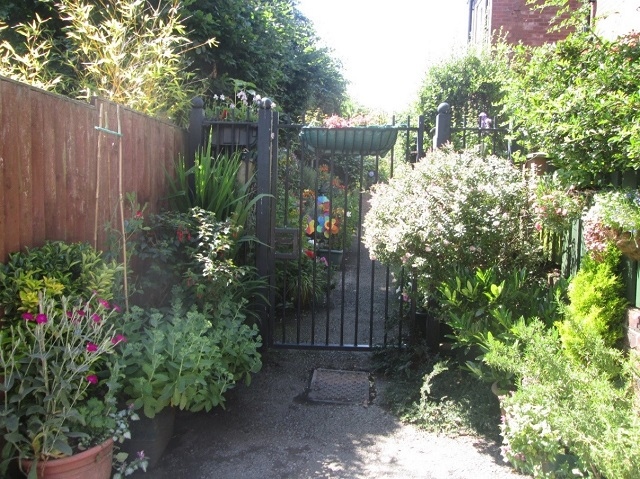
145, 349, 529, 479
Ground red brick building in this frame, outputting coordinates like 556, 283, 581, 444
469, 0, 640, 46
467, 0, 582, 46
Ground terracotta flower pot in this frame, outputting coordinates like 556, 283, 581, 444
606, 229, 640, 261
21, 438, 113, 479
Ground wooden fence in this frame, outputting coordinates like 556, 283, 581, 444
0, 75, 187, 263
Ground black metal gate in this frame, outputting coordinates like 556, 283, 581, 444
250, 108, 422, 350
188, 100, 510, 350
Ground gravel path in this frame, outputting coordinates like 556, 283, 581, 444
146, 349, 529, 479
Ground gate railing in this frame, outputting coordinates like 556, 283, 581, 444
432, 102, 513, 160
186, 99, 514, 349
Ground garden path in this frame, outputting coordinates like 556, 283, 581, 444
144, 349, 529, 479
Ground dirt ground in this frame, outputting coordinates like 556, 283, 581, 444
143, 349, 529, 479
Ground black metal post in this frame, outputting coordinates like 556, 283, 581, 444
433, 102, 451, 149
416, 114, 425, 161
255, 99, 277, 348
187, 97, 205, 197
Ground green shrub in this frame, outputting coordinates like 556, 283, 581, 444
363, 147, 540, 297
484, 322, 640, 479
436, 266, 566, 385
167, 145, 263, 235
556, 247, 627, 374
502, 32, 640, 186
120, 292, 262, 418
0, 241, 121, 320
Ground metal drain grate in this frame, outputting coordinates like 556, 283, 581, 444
307, 368, 370, 405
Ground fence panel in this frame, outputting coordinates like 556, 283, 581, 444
0, 76, 187, 264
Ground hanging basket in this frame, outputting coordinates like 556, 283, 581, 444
606, 229, 640, 261
300, 126, 399, 156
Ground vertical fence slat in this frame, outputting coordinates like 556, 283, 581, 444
0, 77, 187, 264
2, 81, 24, 255
0, 82, 5, 262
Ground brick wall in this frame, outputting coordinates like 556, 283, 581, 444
470, 0, 579, 46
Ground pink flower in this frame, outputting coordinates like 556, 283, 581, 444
22, 313, 35, 322
86, 342, 98, 353
98, 299, 110, 309
112, 304, 122, 313
91, 313, 101, 323
66, 311, 73, 319
111, 334, 127, 345
86, 375, 98, 385
77, 310, 86, 317
36, 314, 48, 324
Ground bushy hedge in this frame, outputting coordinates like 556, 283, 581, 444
362, 147, 538, 301
502, 32, 640, 186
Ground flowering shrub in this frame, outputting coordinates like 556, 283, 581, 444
133, 208, 255, 309
530, 175, 586, 234
0, 293, 127, 463
321, 114, 373, 128
363, 148, 537, 295
207, 78, 275, 121
582, 189, 640, 260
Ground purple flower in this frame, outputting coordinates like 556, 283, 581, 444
36, 313, 48, 324
91, 313, 101, 324
111, 334, 127, 345
86, 342, 98, 353
98, 298, 110, 309
22, 312, 35, 322
86, 375, 98, 385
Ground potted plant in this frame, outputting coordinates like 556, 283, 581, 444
300, 114, 399, 156
0, 293, 137, 479
582, 188, 640, 261
205, 78, 275, 147
119, 291, 262, 468
275, 251, 331, 310
529, 173, 586, 234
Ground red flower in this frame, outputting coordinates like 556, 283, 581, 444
304, 249, 315, 259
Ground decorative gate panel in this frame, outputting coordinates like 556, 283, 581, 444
264, 117, 417, 350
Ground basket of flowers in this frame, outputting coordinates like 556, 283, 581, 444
300, 114, 399, 156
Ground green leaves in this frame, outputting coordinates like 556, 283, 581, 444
120, 293, 261, 418
502, 32, 640, 186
